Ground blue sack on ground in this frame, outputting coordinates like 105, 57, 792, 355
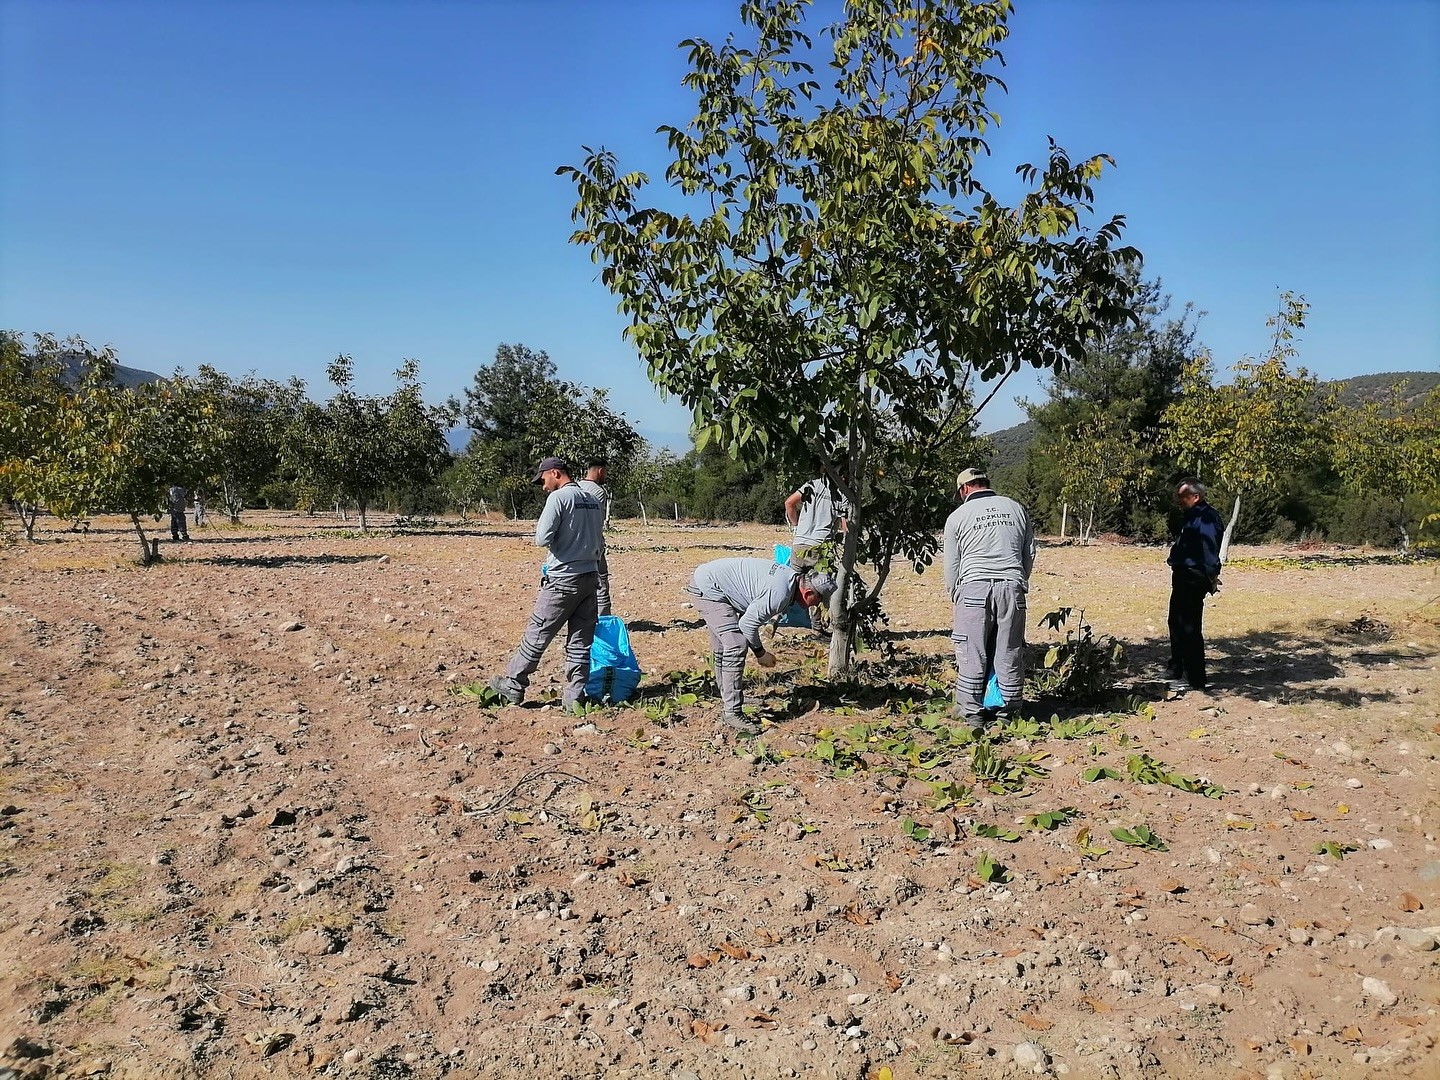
983, 672, 1005, 709
778, 601, 812, 629
586, 615, 643, 703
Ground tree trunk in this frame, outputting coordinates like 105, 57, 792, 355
638, 499, 648, 526
674, 503, 679, 521
358, 501, 368, 532
1085, 505, 1095, 544
1219, 495, 1240, 564
1059, 502, 1067, 540
19, 503, 38, 542
827, 388, 869, 678
827, 513, 862, 678
130, 513, 157, 565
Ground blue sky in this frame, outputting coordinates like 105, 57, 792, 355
2, 0, 1436, 448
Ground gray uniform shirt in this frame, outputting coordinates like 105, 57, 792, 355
536, 482, 604, 579
577, 479, 610, 531
690, 557, 799, 652
942, 490, 1035, 599
793, 478, 845, 547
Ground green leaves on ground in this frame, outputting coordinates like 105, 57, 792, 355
449, 682, 509, 707
1125, 754, 1225, 798
1110, 824, 1168, 851
1314, 840, 1359, 860
974, 851, 1009, 884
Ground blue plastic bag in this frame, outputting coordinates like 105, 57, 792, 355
983, 672, 1005, 709
778, 602, 813, 628
586, 615, 643, 703
770, 545, 814, 627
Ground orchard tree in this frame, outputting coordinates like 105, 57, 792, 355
1055, 419, 1144, 544
1023, 273, 1200, 536
52, 348, 216, 563
0, 331, 72, 540
561, 0, 1140, 673
630, 445, 683, 525
441, 444, 500, 520
1163, 292, 1324, 561
1328, 383, 1440, 552
287, 355, 457, 531
193, 366, 304, 523
464, 343, 642, 499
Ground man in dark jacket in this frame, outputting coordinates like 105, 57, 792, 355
1166, 478, 1225, 693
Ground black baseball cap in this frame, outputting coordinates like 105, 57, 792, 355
531, 456, 571, 484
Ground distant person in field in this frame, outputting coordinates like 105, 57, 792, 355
490, 457, 605, 712
785, 475, 848, 557
943, 468, 1035, 730
577, 461, 613, 616
1166, 478, 1225, 694
686, 556, 836, 735
166, 484, 190, 542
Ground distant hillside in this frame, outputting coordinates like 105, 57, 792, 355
984, 370, 1436, 472
60, 354, 164, 389
1331, 370, 1438, 407
985, 418, 1037, 473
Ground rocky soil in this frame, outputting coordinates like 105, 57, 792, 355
1, 514, 1437, 1080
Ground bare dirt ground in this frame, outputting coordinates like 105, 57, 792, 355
1, 512, 1437, 1080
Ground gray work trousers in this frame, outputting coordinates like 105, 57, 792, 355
694, 596, 748, 716
500, 572, 598, 705
595, 551, 612, 617
951, 579, 1027, 719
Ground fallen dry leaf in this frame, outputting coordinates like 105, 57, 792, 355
1400, 893, 1424, 912
885, 970, 904, 992
1290, 811, 1317, 822
1340, 1026, 1363, 1043
1018, 1012, 1053, 1032
940, 1031, 977, 1046
1287, 1037, 1310, 1056
1158, 879, 1185, 893
686, 952, 716, 969
755, 927, 783, 945
718, 941, 752, 960
615, 870, 647, 888
690, 1018, 726, 1044
842, 902, 877, 926
1080, 995, 1114, 1013
743, 1009, 778, 1029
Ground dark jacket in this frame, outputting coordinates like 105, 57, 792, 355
1168, 501, 1224, 581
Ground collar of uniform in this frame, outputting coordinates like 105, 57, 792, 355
964, 488, 998, 503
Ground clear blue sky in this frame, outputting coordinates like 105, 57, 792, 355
2, 0, 1436, 447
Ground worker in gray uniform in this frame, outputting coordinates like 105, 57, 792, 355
942, 468, 1036, 729
491, 457, 605, 711
785, 476, 847, 557
686, 557, 837, 734
577, 460, 613, 616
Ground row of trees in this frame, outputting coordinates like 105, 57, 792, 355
0, 330, 827, 559
0, 332, 461, 561
1004, 282, 1440, 553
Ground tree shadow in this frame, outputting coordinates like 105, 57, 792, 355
628, 618, 705, 633
188, 553, 388, 569
1124, 623, 1433, 707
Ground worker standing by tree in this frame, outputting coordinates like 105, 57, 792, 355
578, 460, 613, 616
943, 469, 1035, 730
491, 457, 605, 712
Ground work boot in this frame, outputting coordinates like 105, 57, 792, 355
720, 711, 760, 736
488, 677, 523, 705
